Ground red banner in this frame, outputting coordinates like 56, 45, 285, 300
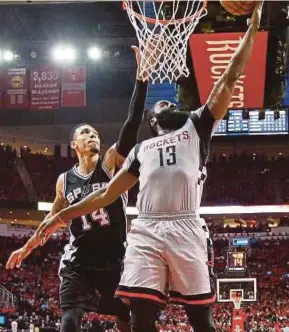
4, 68, 29, 109
231, 309, 246, 332
29, 66, 61, 111
190, 31, 268, 109
61, 65, 86, 107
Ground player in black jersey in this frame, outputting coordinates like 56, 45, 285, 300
6, 45, 151, 332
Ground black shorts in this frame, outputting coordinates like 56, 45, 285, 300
59, 262, 129, 321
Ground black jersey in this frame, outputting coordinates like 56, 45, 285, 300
60, 158, 127, 269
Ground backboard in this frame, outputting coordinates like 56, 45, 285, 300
217, 278, 257, 303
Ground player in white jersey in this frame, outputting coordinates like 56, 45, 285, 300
37, 3, 263, 332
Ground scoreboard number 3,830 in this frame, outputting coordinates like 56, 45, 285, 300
32, 70, 59, 82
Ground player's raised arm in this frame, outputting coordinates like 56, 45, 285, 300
115, 47, 148, 159
104, 39, 162, 174
6, 174, 68, 269
206, 1, 263, 120
102, 46, 147, 175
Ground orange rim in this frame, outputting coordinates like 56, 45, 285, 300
122, 0, 207, 26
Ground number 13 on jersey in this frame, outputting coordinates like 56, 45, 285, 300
81, 208, 110, 230
158, 145, 177, 167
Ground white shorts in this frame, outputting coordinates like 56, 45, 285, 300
115, 212, 216, 306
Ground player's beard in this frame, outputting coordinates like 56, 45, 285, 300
156, 109, 190, 132
89, 147, 99, 154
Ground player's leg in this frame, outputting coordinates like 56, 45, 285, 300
59, 265, 99, 331
61, 307, 84, 332
97, 297, 130, 332
166, 217, 216, 329
115, 218, 168, 330
185, 304, 215, 332
130, 299, 161, 332
96, 263, 130, 332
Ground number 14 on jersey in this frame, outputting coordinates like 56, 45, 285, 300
81, 208, 110, 230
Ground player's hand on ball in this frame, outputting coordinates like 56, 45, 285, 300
247, 1, 263, 30
6, 246, 32, 269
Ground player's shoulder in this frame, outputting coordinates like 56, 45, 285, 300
105, 143, 125, 160
189, 104, 213, 129
104, 143, 126, 172
105, 143, 117, 154
190, 104, 209, 119
135, 137, 159, 155
56, 172, 67, 195
141, 134, 160, 147
57, 172, 66, 183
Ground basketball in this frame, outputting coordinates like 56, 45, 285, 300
220, 1, 256, 16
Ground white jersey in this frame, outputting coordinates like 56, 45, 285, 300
123, 105, 218, 214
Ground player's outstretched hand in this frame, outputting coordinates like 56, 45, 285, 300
36, 214, 65, 246
247, 1, 263, 30
132, 45, 141, 67
6, 246, 32, 269
132, 34, 163, 81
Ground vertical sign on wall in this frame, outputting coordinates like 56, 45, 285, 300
61, 65, 86, 108
29, 66, 61, 111
4, 68, 29, 109
190, 31, 268, 109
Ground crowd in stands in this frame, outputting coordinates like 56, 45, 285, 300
0, 146, 289, 330
0, 234, 288, 331
0, 146, 26, 202
204, 152, 288, 206
1, 145, 289, 206
21, 151, 75, 202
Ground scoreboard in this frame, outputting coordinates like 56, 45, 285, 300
227, 251, 246, 272
215, 110, 288, 136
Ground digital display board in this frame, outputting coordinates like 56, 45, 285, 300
227, 110, 248, 133
227, 251, 246, 272
232, 237, 250, 247
214, 109, 288, 136
0, 315, 6, 326
215, 119, 227, 135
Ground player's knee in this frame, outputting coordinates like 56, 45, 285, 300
61, 308, 84, 332
130, 300, 160, 332
185, 304, 215, 332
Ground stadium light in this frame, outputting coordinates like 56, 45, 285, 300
3, 50, 14, 61
38, 202, 289, 215
88, 47, 102, 60
0, 50, 14, 62
51, 46, 77, 62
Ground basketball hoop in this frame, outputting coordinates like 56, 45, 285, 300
123, 0, 207, 83
230, 290, 243, 310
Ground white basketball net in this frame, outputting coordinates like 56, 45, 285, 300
231, 290, 243, 310
123, 0, 207, 84
232, 297, 242, 310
